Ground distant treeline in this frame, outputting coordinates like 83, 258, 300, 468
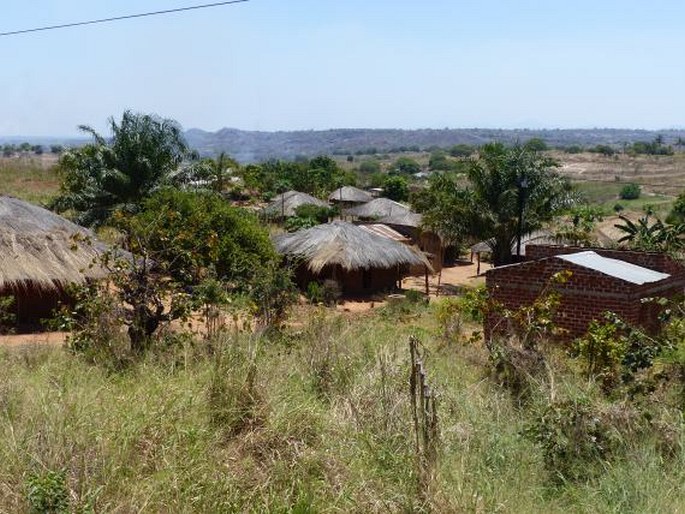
184, 127, 685, 162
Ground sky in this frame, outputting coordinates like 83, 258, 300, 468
1, 0, 684, 136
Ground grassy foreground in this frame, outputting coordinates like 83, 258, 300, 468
1, 303, 684, 513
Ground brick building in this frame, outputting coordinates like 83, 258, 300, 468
485, 245, 685, 341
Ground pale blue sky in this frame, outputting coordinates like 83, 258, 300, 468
1, 0, 684, 136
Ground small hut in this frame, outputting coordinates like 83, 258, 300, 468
0, 196, 109, 326
263, 190, 328, 219
273, 221, 432, 295
346, 197, 412, 220
328, 186, 373, 208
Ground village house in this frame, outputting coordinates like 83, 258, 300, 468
485, 245, 685, 341
0, 196, 109, 327
273, 220, 432, 295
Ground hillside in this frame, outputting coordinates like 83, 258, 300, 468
185, 127, 685, 162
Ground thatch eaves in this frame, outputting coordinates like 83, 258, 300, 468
264, 190, 328, 217
328, 186, 373, 204
0, 196, 108, 291
273, 221, 432, 273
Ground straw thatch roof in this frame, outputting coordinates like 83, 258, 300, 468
346, 198, 412, 219
379, 211, 423, 229
264, 190, 328, 217
273, 221, 432, 273
0, 196, 108, 291
470, 230, 557, 256
328, 186, 373, 204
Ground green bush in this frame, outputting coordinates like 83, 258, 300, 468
619, 183, 641, 200
26, 470, 70, 514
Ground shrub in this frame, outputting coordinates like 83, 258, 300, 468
26, 470, 70, 514
0, 295, 16, 334
524, 397, 632, 483
619, 183, 641, 200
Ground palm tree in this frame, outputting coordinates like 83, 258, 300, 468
466, 143, 576, 265
614, 214, 685, 252
52, 111, 196, 226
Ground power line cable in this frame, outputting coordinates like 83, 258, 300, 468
0, 0, 250, 37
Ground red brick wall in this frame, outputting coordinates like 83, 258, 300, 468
484, 254, 681, 342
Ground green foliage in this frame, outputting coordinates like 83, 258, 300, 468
619, 182, 641, 200
305, 280, 340, 306
449, 144, 475, 157
285, 204, 334, 232
553, 204, 604, 245
132, 189, 278, 286
614, 214, 685, 252
240, 156, 354, 197
358, 159, 381, 174
52, 111, 196, 227
589, 144, 616, 156
574, 320, 626, 385
247, 264, 298, 328
0, 296, 16, 334
391, 156, 421, 175
629, 138, 674, 156
524, 397, 630, 483
383, 175, 409, 202
26, 470, 70, 514
666, 191, 685, 225
564, 145, 584, 154
523, 138, 548, 152
414, 143, 576, 264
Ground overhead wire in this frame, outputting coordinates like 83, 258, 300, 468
0, 0, 249, 37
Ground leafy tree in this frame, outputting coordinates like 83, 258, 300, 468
667, 192, 685, 225
391, 156, 421, 175
590, 145, 615, 157
52, 111, 196, 226
359, 159, 381, 174
285, 204, 334, 232
383, 175, 409, 202
619, 183, 641, 200
428, 150, 453, 171
413, 143, 575, 264
177, 151, 239, 193
411, 172, 473, 248
19, 142, 31, 153
131, 189, 278, 286
50, 144, 64, 154
31, 145, 44, 155
449, 144, 475, 158
524, 138, 548, 152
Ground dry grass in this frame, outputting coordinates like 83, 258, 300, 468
1, 303, 684, 512
0, 156, 60, 205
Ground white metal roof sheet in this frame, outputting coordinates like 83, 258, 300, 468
557, 251, 670, 285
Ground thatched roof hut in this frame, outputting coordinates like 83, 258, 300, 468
328, 186, 373, 205
264, 190, 328, 218
273, 221, 432, 294
0, 196, 109, 325
346, 197, 412, 220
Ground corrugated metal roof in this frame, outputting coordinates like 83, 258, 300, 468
557, 251, 670, 285
359, 223, 410, 243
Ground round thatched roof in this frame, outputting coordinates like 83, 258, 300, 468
346, 198, 422, 228
273, 221, 432, 273
264, 190, 328, 217
0, 196, 108, 291
346, 197, 411, 219
328, 186, 373, 204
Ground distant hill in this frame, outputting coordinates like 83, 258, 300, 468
184, 128, 685, 162
5, 128, 685, 163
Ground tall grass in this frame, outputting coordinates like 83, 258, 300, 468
1, 304, 684, 512
0, 157, 60, 204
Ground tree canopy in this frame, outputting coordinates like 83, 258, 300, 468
413, 143, 575, 265
52, 111, 196, 226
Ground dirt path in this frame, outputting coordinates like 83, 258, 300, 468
336, 260, 490, 313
